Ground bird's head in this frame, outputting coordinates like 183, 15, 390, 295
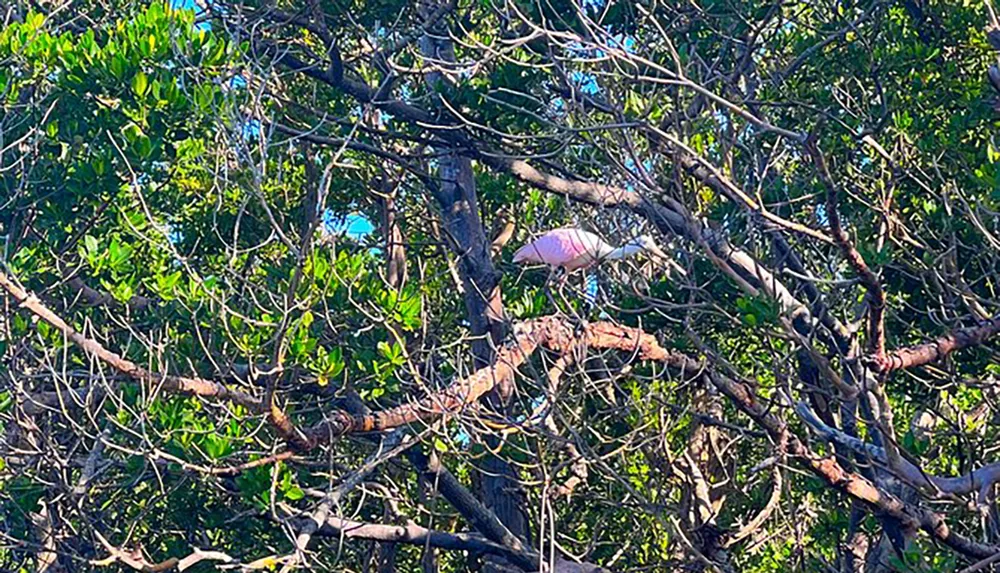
628, 235, 670, 260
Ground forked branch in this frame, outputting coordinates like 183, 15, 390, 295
2, 269, 996, 561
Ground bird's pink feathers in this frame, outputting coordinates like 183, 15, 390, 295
512, 228, 611, 272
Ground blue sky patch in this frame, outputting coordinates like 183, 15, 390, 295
325, 210, 374, 239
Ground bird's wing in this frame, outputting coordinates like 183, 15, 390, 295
513, 228, 611, 269
512, 240, 544, 264
551, 228, 612, 259
513, 231, 569, 264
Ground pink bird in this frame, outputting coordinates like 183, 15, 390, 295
512, 227, 680, 314
512, 227, 671, 273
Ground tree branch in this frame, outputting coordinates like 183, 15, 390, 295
701, 364, 999, 559
796, 401, 1000, 504
306, 515, 524, 563
0, 271, 261, 410
871, 316, 1000, 373
7, 267, 994, 561
806, 138, 886, 358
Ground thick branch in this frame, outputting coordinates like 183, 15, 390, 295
872, 316, 1000, 373
2, 268, 687, 456
701, 366, 998, 559
7, 264, 993, 560
406, 447, 538, 569
304, 317, 690, 445
91, 530, 232, 571
307, 516, 522, 562
796, 401, 1000, 503
484, 154, 817, 329
332, 391, 539, 570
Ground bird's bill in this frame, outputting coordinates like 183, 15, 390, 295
644, 244, 688, 277
643, 242, 671, 262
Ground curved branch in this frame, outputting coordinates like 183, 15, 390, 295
725, 466, 783, 548
479, 156, 817, 329
304, 317, 695, 445
0, 270, 314, 450
1, 268, 694, 453
806, 139, 886, 358
91, 530, 233, 571
6, 266, 995, 560
305, 515, 610, 572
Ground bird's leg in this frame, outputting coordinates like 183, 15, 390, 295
566, 271, 596, 337
587, 270, 612, 321
545, 266, 567, 314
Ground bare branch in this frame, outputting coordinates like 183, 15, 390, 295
872, 316, 1000, 373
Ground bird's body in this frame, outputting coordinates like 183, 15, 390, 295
513, 228, 616, 272
513, 227, 679, 317
512, 227, 668, 273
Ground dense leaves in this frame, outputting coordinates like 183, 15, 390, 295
3, 0, 1000, 572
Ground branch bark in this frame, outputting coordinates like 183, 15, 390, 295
806, 139, 886, 358
7, 264, 995, 562
871, 316, 1000, 373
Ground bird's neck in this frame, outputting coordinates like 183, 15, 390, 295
605, 243, 642, 260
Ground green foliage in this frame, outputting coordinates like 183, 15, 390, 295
3, 0, 1000, 571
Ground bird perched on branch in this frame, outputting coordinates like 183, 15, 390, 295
512, 227, 680, 314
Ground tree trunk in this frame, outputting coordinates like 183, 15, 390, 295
420, 0, 530, 571
415, 5, 527, 572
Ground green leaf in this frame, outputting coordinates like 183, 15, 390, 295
285, 486, 304, 501
377, 341, 393, 360
109, 54, 125, 79
84, 235, 99, 255
122, 122, 143, 143
27, 12, 45, 30
135, 134, 152, 158
131, 71, 148, 97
